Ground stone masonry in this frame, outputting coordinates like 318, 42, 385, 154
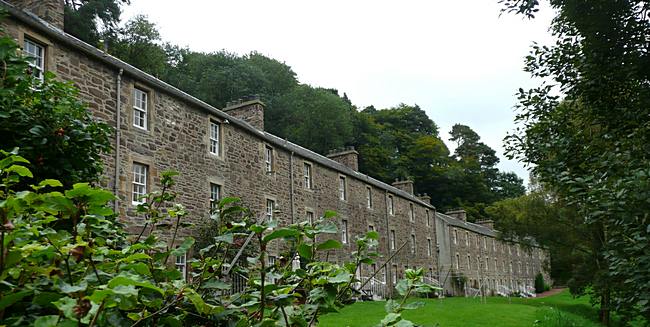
0, 0, 550, 297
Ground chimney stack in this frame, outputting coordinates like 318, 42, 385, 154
392, 178, 414, 195
417, 193, 431, 204
223, 96, 265, 130
327, 146, 358, 171
445, 209, 467, 222
8, 0, 64, 30
476, 219, 494, 230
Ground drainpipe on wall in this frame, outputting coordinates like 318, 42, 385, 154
384, 190, 392, 297
289, 151, 295, 224
113, 68, 123, 211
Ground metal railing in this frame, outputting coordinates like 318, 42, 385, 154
359, 276, 387, 299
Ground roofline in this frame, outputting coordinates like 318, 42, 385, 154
0, 1, 435, 209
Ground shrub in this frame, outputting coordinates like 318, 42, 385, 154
535, 272, 546, 293
0, 29, 111, 188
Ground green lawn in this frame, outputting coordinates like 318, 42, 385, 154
319, 290, 603, 327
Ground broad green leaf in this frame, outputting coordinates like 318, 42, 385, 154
170, 237, 195, 256
402, 301, 425, 310
263, 228, 299, 242
6, 165, 32, 177
0, 290, 31, 310
200, 279, 231, 290
34, 315, 59, 327
316, 239, 342, 251
298, 243, 313, 260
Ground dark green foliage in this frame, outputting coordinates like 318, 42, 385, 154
0, 34, 111, 188
501, 0, 650, 323
535, 273, 545, 294
64, 0, 128, 46
267, 85, 353, 154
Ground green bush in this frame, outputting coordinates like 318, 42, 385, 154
0, 31, 111, 188
535, 272, 546, 293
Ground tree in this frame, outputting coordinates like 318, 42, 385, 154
0, 33, 111, 188
266, 85, 354, 154
501, 0, 650, 323
108, 15, 174, 78
64, 0, 128, 46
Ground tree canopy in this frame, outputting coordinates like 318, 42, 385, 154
501, 0, 650, 323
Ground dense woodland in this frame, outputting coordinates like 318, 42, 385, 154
62, 3, 526, 218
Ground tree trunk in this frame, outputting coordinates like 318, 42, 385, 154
599, 288, 610, 326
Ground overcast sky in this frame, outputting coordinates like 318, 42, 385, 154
122, 0, 555, 186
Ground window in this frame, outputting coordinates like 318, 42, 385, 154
175, 254, 187, 281
467, 255, 471, 270
133, 88, 148, 130
409, 203, 415, 222
390, 230, 396, 250
392, 264, 398, 284
388, 195, 394, 215
465, 231, 469, 246
306, 211, 314, 224
209, 183, 221, 211
475, 235, 479, 248
209, 121, 221, 155
410, 234, 416, 254
483, 237, 487, 250
486, 257, 489, 271
303, 163, 312, 189
24, 38, 44, 81
455, 254, 460, 269
366, 186, 372, 208
132, 163, 148, 204
266, 199, 275, 222
427, 238, 432, 256
453, 229, 458, 244
369, 224, 375, 232
492, 239, 496, 252
495, 258, 498, 271
516, 245, 520, 256
264, 146, 273, 173
426, 210, 430, 227
341, 219, 348, 243
338, 176, 346, 201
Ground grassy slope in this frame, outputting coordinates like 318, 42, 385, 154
319, 290, 602, 327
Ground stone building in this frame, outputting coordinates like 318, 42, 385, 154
0, 0, 549, 297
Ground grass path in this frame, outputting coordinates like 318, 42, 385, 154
319, 289, 602, 327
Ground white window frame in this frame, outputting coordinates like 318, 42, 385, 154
392, 264, 398, 284
388, 195, 394, 215
264, 146, 273, 173
24, 38, 44, 81
338, 176, 346, 201
453, 229, 458, 245
410, 234, 416, 254
306, 210, 314, 224
366, 186, 372, 208
266, 199, 275, 222
209, 121, 221, 155
465, 231, 469, 246
426, 210, 430, 226
427, 238, 432, 257
210, 183, 221, 211
409, 203, 415, 222
455, 254, 460, 270
175, 253, 187, 281
467, 255, 471, 270
133, 88, 148, 130
483, 237, 487, 250
341, 219, 348, 244
132, 163, 148, 205
390, 229, 396, 250
303, 163, 312, 189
